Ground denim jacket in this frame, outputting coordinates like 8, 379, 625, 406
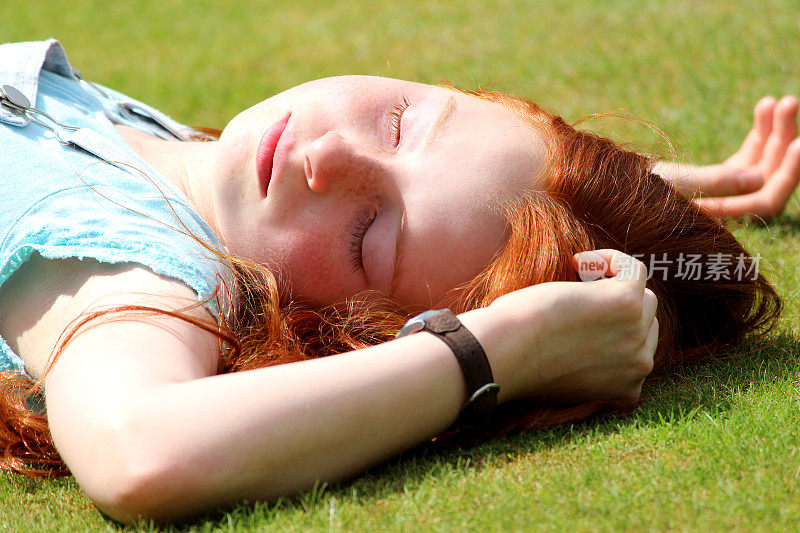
0, 39, 228, 379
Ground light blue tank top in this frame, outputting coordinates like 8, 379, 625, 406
0, 40, 230, 379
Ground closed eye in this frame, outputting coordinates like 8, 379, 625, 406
388, 97, 410, 147
349, 208, 377, 272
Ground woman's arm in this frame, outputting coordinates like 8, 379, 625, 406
36, 251, 655, 524
654, 95, 800, 220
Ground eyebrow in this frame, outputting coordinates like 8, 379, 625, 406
422, 95, 457, 151
389, 209, 407, 296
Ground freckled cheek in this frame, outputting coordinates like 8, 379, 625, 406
283, 230, 352, 304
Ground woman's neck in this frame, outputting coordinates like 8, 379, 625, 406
114, 125, 220, 235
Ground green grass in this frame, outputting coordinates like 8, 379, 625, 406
2, 0, 800, 530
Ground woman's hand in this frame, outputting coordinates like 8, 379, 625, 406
655, 95, 800, 221
464, 249, 657, 409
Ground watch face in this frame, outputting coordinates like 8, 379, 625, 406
395, 309, 450, 338
395, 318, 425, 338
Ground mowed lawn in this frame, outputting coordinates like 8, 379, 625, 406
1, 0, 799, 530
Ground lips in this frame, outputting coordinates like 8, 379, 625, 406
256, 111, 291, 198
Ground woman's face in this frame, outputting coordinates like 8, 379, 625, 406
213, 76, 545, 308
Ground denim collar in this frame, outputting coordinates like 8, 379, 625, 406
0, 39, 80, 127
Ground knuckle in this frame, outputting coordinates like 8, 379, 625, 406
615, 287, 643, 320
707, 170, 726, 189
627, 254, 645, 270
611, 251, 635, 272
633, 351, 655, 377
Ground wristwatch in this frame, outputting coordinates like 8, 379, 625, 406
396, 309, 499, 430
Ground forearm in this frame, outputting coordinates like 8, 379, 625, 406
110, 308, 508, 522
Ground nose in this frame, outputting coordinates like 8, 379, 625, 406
304, 131, 375, 193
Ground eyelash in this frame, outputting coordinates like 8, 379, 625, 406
345, 98, 408, 273
349, 208, 378, 272
388, 97, 410, 147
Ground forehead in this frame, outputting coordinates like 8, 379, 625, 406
390, 87, 546, 307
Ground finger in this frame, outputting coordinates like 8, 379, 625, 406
694, 138, 800, 222
613, 316, 658, 410
694, 196, 736, 220
759, 95, 799, 176
577, 249, 648, 288
641, 316, 658, 375
695, 193, 775, 220
730, 96, 777, 166
680, 164, 763, 197
694, 195, 760, 220
641, 288, 658, 328
759, 137, 800, 213
608, 251, 648, 286
573, 250, 610, 281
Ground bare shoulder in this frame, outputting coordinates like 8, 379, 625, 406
0, 253, 220, 381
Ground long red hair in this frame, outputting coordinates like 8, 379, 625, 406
0, 89, 780, 477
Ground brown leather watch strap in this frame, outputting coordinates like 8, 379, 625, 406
422, 310, 498, 430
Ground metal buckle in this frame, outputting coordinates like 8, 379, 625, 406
462, 382, 500, 410
1, 84, 30, 114
1, 84, 79, 144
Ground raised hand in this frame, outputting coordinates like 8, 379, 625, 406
656, 95, 800, 221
